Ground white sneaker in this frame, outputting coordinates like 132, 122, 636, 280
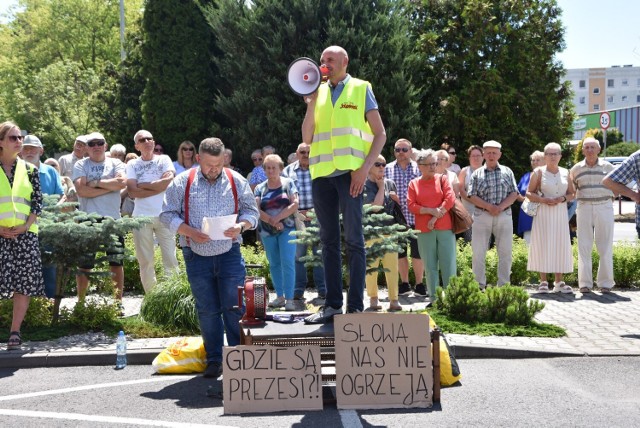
553, 281, 573, 294
268, 296, 286, 308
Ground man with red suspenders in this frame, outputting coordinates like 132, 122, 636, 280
160, 138, 259, 378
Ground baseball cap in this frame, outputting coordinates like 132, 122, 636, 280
23, 135, 43, 148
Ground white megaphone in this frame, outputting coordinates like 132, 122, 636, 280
287, 57, 328, 96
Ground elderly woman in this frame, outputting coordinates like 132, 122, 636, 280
526, 143, 575, 293
435, 149, 460, 198
363, 155, 402, 312
255, 154, 299, 311
408, 149, 457, 306
0, 122, 45, 350
109, 144, 127, 163
517, 150, 544, 244
173, 140, 198, 174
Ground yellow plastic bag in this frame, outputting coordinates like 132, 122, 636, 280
152, 337, 207, 374
429, 317, 462, 386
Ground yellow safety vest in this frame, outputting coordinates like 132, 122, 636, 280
0, 159, 38, 233
309, 78, 374, 179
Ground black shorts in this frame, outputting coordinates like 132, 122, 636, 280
79, 234, 126, 269
398, 234, 421, 260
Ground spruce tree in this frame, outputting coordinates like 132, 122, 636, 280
140, 0, 218, 156
203, 0, 424, 171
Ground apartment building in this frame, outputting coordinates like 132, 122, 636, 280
565, 65, 640, 115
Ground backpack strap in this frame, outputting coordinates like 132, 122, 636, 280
184, 168, 198, 247
224, 168, 238, 214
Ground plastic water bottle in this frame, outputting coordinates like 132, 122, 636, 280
115, 331, 127, 369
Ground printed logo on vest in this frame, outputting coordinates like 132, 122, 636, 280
340, 102, 358, 110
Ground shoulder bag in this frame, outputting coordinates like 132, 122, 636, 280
440, 175, 472, 234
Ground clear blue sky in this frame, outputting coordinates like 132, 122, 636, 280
1, 0, 638, 70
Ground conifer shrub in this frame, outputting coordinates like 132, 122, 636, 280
434, 271, 545, 325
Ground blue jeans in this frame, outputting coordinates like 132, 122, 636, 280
312, 172, 366, 312
182, 244, 245, 364
42, 264, 57, 298
262, 227, 296, 299
294, 220, 326, 298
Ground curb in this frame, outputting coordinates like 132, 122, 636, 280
0, 348, 165, 369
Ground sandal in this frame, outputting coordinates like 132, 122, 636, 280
538, 281, 549, 293
7, 331, 21, 350
368, 298, 382, 311
553, 281, 573, 294
600, 287, 612, 294
579, 287, 591, 294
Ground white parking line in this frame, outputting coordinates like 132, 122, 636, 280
0, 376, 194, 402
0, 409, 236, 427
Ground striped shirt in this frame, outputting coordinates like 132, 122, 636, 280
283, 161, 313, 210
160, 168, 259, 257
468, 163, 517, 205
605, 150, 640, 224
385, 159, 420, 226
570, 158, 614, 205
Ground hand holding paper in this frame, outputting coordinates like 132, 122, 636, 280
201, 215, 238, 240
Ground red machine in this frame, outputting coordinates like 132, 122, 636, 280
239, 276, 268, 327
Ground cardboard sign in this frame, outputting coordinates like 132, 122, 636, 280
334, 313, 433, 409
222, 345, 323, 414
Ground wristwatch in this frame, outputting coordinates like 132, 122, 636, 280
239, 223, 245, 233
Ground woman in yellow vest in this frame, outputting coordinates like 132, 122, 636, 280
0, 121, 44, 350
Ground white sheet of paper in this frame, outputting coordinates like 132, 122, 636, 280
201, 215, 237, 240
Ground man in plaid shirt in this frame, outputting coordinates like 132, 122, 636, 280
467, 140, 518, 288
604, 149, 640, 239
284, 143, 326, 303
385, 138, 425, 296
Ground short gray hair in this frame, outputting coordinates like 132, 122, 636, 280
199, 138, 225, 156
416, 149, 435, 164
110, 144, 126, 156
544, 142, 561, 154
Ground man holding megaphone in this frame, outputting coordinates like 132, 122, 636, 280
299, 45, 387, 324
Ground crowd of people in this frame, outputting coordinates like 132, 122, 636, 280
3, 45, 639, 379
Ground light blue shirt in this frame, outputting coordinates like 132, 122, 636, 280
38, 162, 64, 196
160, 168, 259, 256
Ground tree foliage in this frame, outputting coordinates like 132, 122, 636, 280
0, 0, 143, 151
203, 0, 424, 171
411, 0, 574, 177
140, 0, 218, 156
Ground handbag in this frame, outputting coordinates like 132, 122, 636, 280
521, 197, 539, 217
390, 200, 408, 228
450, 199, 473, 234
521, 169, 542, 217
439, 175, 472, 234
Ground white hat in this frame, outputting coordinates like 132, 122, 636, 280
85, 132, 106, 143
75, 134, 88, 144
483, 140, 502, 149
23, 135, 43, 148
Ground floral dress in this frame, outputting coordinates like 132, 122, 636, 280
0, 159, 45, 298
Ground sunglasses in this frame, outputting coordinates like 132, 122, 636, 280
395, 147, 410, 153
7, 135, 24, 142
154, 148, 163, 153
87, 140, 106, 147
298, 151, 309, 155
138, 137, 154, 143
252, 157, 263, 162
374, 162, 386, 167
181, 147, 194, 151
448, 151, 456, 155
